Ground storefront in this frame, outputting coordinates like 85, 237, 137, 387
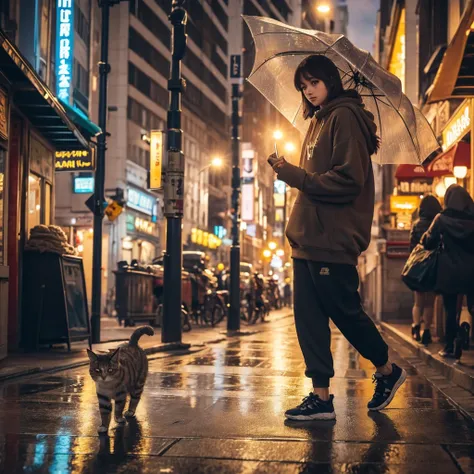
0, 29, 91, 356
122, 186, 159, 264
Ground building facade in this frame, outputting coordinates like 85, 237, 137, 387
366, 0, 473, 328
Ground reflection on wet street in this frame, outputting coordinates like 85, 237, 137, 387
1, 318, 473, 473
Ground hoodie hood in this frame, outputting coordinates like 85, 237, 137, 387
440, 184, 474, 242
419, 194, 442, 220
315, 90, 380, 155
444, 184, 474, 213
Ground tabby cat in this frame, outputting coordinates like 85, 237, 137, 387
87, 326, 154, 433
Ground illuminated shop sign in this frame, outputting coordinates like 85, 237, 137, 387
127, 187, 155, 216
241, 183, 254, 221
56, 0, 74, 102
390, 195, 420, 213
73, 176, 94, 193
191, 228, 222, 249
126, 214, 156, 236
442, 101, 470, 151
55, 149, 94, 171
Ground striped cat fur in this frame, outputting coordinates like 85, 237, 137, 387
87, 325, 154, 433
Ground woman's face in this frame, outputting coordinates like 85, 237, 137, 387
299, 74, 329, 107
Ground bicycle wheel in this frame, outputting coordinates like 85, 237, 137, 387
201, 297, 213, 325
211, 302, 225, 326
182, 307, 192, 332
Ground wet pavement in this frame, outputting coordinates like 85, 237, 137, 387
0, 317, 473, 473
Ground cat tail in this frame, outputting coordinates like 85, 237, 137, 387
129, 326, 155, 346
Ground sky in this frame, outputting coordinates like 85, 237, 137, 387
346, 0, 379, 54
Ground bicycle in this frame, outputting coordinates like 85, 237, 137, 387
155, 303, 192, 332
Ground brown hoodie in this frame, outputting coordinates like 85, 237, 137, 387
277, 91, 377, 265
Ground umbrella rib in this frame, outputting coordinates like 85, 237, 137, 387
248, 50, 328, 80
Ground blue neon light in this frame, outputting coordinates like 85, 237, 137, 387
73, 176, 94, 193
56, 0, 74, 102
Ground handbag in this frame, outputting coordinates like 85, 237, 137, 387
401, 243, 440, 292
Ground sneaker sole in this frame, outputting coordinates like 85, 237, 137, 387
285, 411, 336, 421
368, 368, 407, 412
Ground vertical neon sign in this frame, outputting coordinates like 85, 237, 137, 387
56, 0, 74, 102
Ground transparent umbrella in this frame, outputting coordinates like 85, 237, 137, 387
243, 15, 439, 165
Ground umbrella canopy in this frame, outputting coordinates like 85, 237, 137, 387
243, 15, 440, 165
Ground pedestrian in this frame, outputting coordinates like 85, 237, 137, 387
267, 54, 406, 421
421, 184, 474, 360
408, 195, 442, 344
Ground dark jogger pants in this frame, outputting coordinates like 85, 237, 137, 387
293, 259, 389, 388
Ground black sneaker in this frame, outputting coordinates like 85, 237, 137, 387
420, 329, 432, 345
367, 363, 407, 411
285, 393, 336, 421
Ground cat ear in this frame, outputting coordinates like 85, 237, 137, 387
87, 349, 98, 361
110, 348, 120, 361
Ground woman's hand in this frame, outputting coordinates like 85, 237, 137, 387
267, 153, 286, 172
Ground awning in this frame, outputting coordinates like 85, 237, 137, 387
60, 101, 101, 138
427, 3, 474, 102
0, 29, 91, 148
427, 141, 470, 174
396, 141, 470, 178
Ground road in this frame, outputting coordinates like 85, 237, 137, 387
0, 316, 473, 473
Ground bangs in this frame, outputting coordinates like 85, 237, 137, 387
294, 63, 322, 91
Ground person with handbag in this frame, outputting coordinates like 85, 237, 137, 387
408, 195, 441, 344
267, 55, 407, 421
421, 184, 474, 359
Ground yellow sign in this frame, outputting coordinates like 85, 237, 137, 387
388, 8, 405, 90
442, 100, 470, 151
191, 228, 222, 249
55, 149, 94, 171
134, 216, 156, 235
105, 200, 123, 222
0, 89, 8, 140
149, 130, 163, 189
390, 195, 420, 214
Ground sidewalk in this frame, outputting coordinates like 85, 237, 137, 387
0, 307, 293, 383
382, 321, 474, 422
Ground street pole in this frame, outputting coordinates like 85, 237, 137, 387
91, 0, 117, 343
228, 82, 241, 331
162, 0, 187, 343
228, 0, 243, 331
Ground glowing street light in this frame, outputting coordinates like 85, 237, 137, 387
273, 130, 283, 140
268, 241, 277, 251
276, 249, 285, 257
284, 142, 296, 153
211, 156, 223, 168
263, 249, 272, 258
316, 4, 331, 14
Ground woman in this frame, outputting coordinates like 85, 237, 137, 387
421, 184, 474, 360
268, 55, 406, 421
409, 195, 441, 344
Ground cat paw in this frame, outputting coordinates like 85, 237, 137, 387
97, 426, 108, 434
115, 417, 126, 424
124, 410, 136, 418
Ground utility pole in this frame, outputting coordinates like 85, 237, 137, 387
228, 0, 243, 331
162, 0, 187, 343
91, 0, 122, 343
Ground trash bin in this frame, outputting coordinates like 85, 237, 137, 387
114, 264, 155, 327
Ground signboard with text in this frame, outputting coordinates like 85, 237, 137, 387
55, 149, 94, 171
149, 130, 163, 190
441, 100, 470, 151
56, 0, 74, 103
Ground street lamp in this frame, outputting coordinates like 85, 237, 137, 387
284, 142, 296, 153
268, 241, 277, 251
273, 130, 283, 140
197, 158, 225, 228
316, 4, 331, 14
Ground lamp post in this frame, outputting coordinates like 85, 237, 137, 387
315, 3, 332, 33
162, 0, 187, 343
90, 0, 125, 344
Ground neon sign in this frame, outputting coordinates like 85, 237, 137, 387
56, 0, 74, 102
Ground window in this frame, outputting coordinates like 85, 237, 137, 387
128, 63, 168, 109
75, 4, 90, 44
28, 174, 42, 236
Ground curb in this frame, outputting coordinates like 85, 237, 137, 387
381, 322, 474, 394
382, 322, 474, 423
0, 314, 293, 383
